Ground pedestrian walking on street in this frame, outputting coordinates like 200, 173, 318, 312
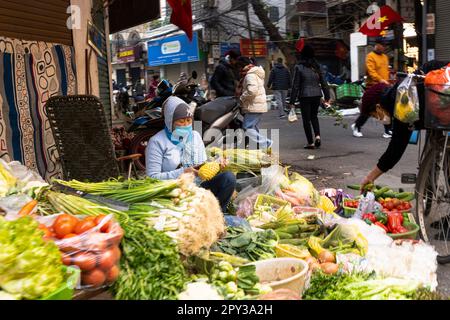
268, 57, 291, 119
352, 38, 393, 139
210, 50, 241, 98
289, 45, 330, 149
237, 56, 272, 150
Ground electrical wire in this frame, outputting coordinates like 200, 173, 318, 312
109, 0, 361, 45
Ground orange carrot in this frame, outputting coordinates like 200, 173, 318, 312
18, 199, 38, 216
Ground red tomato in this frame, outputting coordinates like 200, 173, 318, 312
97, 249, 116, 271
53, 214, 79, 228
94, 214, 106, 225
110, 246, 122, 263
94, 215, 112, 233
74, 220, 97, 235
82, 232, 108, 252
62, 253, 72, 266
54, 221, 76, 239
107, 227, 124, 247
81, 269, 106, 288
63, 233, 78, 239
105, 265, 120, 283
385, 202, 394, 211
404, 202, 412, 210
73, 252, 96, 271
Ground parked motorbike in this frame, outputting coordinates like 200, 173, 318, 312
126, 71, 242, 170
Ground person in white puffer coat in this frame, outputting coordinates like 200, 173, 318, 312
237, 56, 272, 149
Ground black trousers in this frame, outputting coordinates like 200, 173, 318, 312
354, 114, 392, 134
300, 97, 321, 145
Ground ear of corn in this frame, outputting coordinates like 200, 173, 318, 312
198, 162, 220, 181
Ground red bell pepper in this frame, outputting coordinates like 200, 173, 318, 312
374, 221, 389, 233
387, 212, 403, 234
396, 226, 409, 234
362, 213, 377, 223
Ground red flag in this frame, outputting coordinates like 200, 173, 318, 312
167, 0, 193, 41
359, 5, 403, 37
295, 38, 305, 52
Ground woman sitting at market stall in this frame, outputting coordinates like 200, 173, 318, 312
145, 96, 236, 212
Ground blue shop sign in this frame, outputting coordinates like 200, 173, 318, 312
148, 32, 199, 67
220, 43, 240, 57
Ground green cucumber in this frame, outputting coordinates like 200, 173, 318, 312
395, 192, 414, 200
401, 194, 415, 202
382, 191, 397, 198
275, 231, 293, 239
279, 239, 308, 245
347, 184, 361, 191
275, 225, 300, 234
374, 187, 390, 198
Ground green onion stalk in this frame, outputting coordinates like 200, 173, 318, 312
53, 178, 181, 203
46, 191, 130, 224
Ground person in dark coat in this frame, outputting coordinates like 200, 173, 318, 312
268, 57, 291, 119
289, 45, 330, 149
360, 60, 449, 190
210, 50, 241, 98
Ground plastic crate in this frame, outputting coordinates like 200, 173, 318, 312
254, 194, 290, 211
336, 84, 363, 101
424, 84, 450, 130
387, 222, 419, 240
342, 198, 358, 217
41, 266, 80, 300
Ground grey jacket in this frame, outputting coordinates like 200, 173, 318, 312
289, 61, 330, 104
145, 96, 207, 180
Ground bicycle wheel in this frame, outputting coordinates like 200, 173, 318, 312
416, 136, 450, 263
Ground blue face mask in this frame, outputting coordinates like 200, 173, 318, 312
170, 125, 193, 146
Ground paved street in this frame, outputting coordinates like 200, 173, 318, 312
260, 108, 450, 295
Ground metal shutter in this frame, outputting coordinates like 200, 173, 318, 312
92, 3, 112, 128
436, 0, 450, 60
0, 0, 72, 45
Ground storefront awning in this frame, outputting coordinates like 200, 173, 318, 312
109, 0, 160, 34
145, 23, 204, 42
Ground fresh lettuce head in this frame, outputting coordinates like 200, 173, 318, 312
0, 217, 65, 299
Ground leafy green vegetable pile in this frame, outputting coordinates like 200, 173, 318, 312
111, 220, 188, 300
0, 216, 65, 299
212, 227, 278, 261
304, 271, 429, 300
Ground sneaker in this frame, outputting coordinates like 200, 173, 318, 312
382, 132, 392, 139
279, 115, 286, 119
351, 124, 363, 138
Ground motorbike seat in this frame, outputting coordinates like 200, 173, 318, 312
194, 97, 237, 124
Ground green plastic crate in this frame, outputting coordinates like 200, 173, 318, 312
254, 194, 290, 211
336, 83, 363, 101
342, 198, 358, 217
387, 222, 420, 240
41, 266, 80, 300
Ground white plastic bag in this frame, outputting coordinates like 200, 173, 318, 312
288, 108, 298, 122
354, 192, 382, 219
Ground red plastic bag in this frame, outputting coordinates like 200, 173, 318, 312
36, 213, 124, 290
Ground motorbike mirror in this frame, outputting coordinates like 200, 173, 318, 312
191, 71, 198, 80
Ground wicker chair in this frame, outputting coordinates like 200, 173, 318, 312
45, 95, 142, 182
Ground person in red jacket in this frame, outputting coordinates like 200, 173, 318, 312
147, 74, 160, 100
